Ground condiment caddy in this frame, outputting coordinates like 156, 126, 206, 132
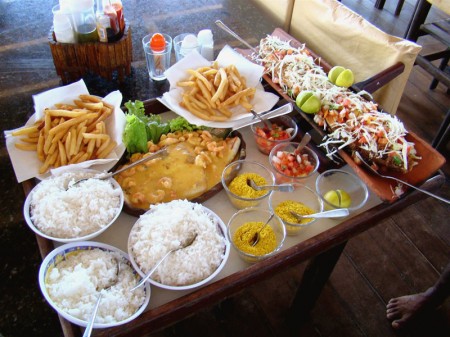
52, 0, 126, 44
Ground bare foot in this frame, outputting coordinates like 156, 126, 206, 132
386, 290, 433, 329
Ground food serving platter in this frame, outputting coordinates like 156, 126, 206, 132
237, 28, 446, 202
120, 129, 247, 217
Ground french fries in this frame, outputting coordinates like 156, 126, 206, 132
12, 94, 117, 174
177, 63, 256, 121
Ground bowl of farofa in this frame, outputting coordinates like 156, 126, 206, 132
128, 200, 230, 291
24, 169, 124, 243
227, 207, 286, 263
269, 184, 324, 235
38, 241, 150, 329
221, 160, 275, 209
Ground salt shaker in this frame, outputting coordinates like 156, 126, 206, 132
197, 29, 214, 61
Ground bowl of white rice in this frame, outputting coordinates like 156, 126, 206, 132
128, 200, 230, 291
24, 169, 124, 243
38, 241, 150, 329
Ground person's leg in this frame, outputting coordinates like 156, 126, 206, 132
386, 262, 450, 329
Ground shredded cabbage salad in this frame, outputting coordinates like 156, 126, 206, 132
253, 35, 420, 172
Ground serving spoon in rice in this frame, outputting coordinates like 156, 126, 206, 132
131, 232, 198, 291
83, 257, 120, 337
67, 147, 168, 189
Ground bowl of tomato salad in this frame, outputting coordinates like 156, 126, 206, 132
250, 115, 298, 155
269, 141, 319, 184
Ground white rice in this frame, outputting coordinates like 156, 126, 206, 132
45, 248, 146, 324
129, 200, 226, 286
29, 171, 122, 238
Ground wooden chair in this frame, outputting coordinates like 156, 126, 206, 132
288, 0, 422, 115
375, 0, 406, 16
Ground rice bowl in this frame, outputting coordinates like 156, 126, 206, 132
128, 200, 230, 290
24, 169, 124, 242
38, 241, 150, 329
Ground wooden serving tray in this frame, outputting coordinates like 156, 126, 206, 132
239, 28, 446, 202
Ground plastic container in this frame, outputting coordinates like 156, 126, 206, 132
52, 5, 76, 43
197, 29, 214, 61
70, 0, 98, 43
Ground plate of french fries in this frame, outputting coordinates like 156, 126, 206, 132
4, 80, 126, 183
159, 45, 279, 128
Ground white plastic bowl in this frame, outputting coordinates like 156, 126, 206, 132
128, 202, 230, 291
24, 169, 124, 243
38, 241, 150, 329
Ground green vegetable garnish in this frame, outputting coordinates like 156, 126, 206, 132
392, 155, 403, 166
123, 114, 148, 154
122, 100, 202, 155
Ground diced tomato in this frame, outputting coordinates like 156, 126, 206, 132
271, 150, 315, 178
254, 123, 292, 154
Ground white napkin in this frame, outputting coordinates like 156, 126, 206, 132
4, 80, 126, 183
158, 45, 279, 128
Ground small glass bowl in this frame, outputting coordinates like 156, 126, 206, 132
221, 160, 275, 209
250, 115, 298, 155
315, 169, 369, 212
227, 207, 286, 263
269, 141, 320, 185
269, 183, 324, 235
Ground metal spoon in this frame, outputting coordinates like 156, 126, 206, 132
250, 109, 272, 129
131, 232, 198, 291
290, 208, 350, 221
354, 151, 450, 204
249, 213, 274, 247
83, 257, 120, 337
294, 132, 312, 155
247, 178, 294, 192
215, 20, 258, 53
68, 147, 167, 189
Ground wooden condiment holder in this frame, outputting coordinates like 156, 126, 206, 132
48, 21, 132, 84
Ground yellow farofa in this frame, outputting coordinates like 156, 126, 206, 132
274, 200, 315, 230
228, 173, 268, 199
233, 221, 277, 256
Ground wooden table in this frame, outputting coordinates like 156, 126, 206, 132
22, 97, 446, 337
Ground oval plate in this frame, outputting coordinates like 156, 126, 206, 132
120, 130, 246, 217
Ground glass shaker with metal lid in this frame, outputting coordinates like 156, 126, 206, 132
70, 0, 98, 43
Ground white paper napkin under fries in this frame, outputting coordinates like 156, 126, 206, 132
158, 45, 280, 128
4, 80, 126, 183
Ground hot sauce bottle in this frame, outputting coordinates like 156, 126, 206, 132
111, 0, 125, 33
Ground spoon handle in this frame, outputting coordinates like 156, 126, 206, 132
383, 175, 450, 204
262, 184, 295, 192
83, 293, 103, 337
104, 147, 167, 179
131, 249, 173, 291
309, 208, 350, 218
295, 133, 312, 154
215, 20, 257, 52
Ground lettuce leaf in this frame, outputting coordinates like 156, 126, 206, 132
122, 100, 203, 155
123, 114, 148, 154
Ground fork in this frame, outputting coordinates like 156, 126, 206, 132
355, 151, 449, 204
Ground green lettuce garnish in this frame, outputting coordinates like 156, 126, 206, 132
123, 114, 148, 154
122, 100, 201, 155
